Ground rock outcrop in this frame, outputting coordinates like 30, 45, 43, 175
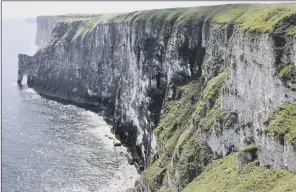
18, 3, 296, 191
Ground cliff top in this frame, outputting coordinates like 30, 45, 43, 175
58, 3, 296, 37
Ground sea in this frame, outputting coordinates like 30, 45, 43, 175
2, 18, 138, 192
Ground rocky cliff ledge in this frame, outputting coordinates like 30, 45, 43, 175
18, 4, 296, 191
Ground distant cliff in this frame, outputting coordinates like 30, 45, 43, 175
18, 4, 296, 191
35, 14, 98, 47
25, 17, 37, 23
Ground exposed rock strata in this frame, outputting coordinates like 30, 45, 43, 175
18, 4, 296, 191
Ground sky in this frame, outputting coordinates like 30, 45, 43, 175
2, 1, 295, 19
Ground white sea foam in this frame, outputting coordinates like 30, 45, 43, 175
21, 87, 140, 191
24, 88, 36, 93
83, 111, 140, 191
24, 88, 41, 100
100, 161, 139, 192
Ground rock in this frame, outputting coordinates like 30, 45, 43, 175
127, 151, 134, 165
17, 4, 296, 187
113, 138, 121, 147
35, 14, 99, 47
105, 134, 113, 140
237, 144, 259, 169
125, 188, 134, 192
110, 127, 115, 134
190, 95, 195, 105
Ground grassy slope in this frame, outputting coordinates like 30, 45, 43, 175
141, 69, 230, 190
184, 153, 296, 192
62, 3, 296, 41
142, 79, 203, 190
211, 4, 296, 34
62, 13, 122, 40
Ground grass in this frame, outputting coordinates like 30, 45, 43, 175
143, 156, 169, 189
56, 3, 296, 43
48, 3, 296, 190
66, 13, 121, 40
279, 64, 296, 84
142, 79, 204, 190
158, 186, 173, 192
124, 3, 296, 32
265, 103, 296, 144
174, 7, 214, 22
184, 153, 296, 192
211, 4, 296, 34
128, 7, 209, 23
154, 79, 202, 153
170, 139, 214, 187
240, 144, 258, 154
193, 68, 230, 131
142, 68, 230, 190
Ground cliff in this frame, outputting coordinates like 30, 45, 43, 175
35, 14, 98, 47
18, 3, 296, 191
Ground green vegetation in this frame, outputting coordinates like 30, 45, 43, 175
170, 141, 214, 187
175, 7, 210, 21
131, 3, 296, 34
154, 80, 202, 153
184, 153, 296, 192
58, 3, 296, 43
143, 156, 169, 189
50, 3, 296, 191
132, 10, 172, 22
128, 7, 209, 23
159, 187, 173, 192
265, 103, 296, 143
193, 68, 230, 131
279, 64, 296, 84
211, 4, 296, 34
66, 13, 121, 40
143, 79, 203, 189
240, 144, 258, 154
142, 68, 230, 190
124, 3, 296, 32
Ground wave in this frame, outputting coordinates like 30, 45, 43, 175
24, 88, 36, 93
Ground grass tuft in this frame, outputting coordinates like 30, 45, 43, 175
265, 103, 296, 144
279, 64, 296, 84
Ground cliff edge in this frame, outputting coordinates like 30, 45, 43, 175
18, 3, 296, 191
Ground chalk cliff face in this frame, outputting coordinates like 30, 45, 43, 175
19, 4, 296, 191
